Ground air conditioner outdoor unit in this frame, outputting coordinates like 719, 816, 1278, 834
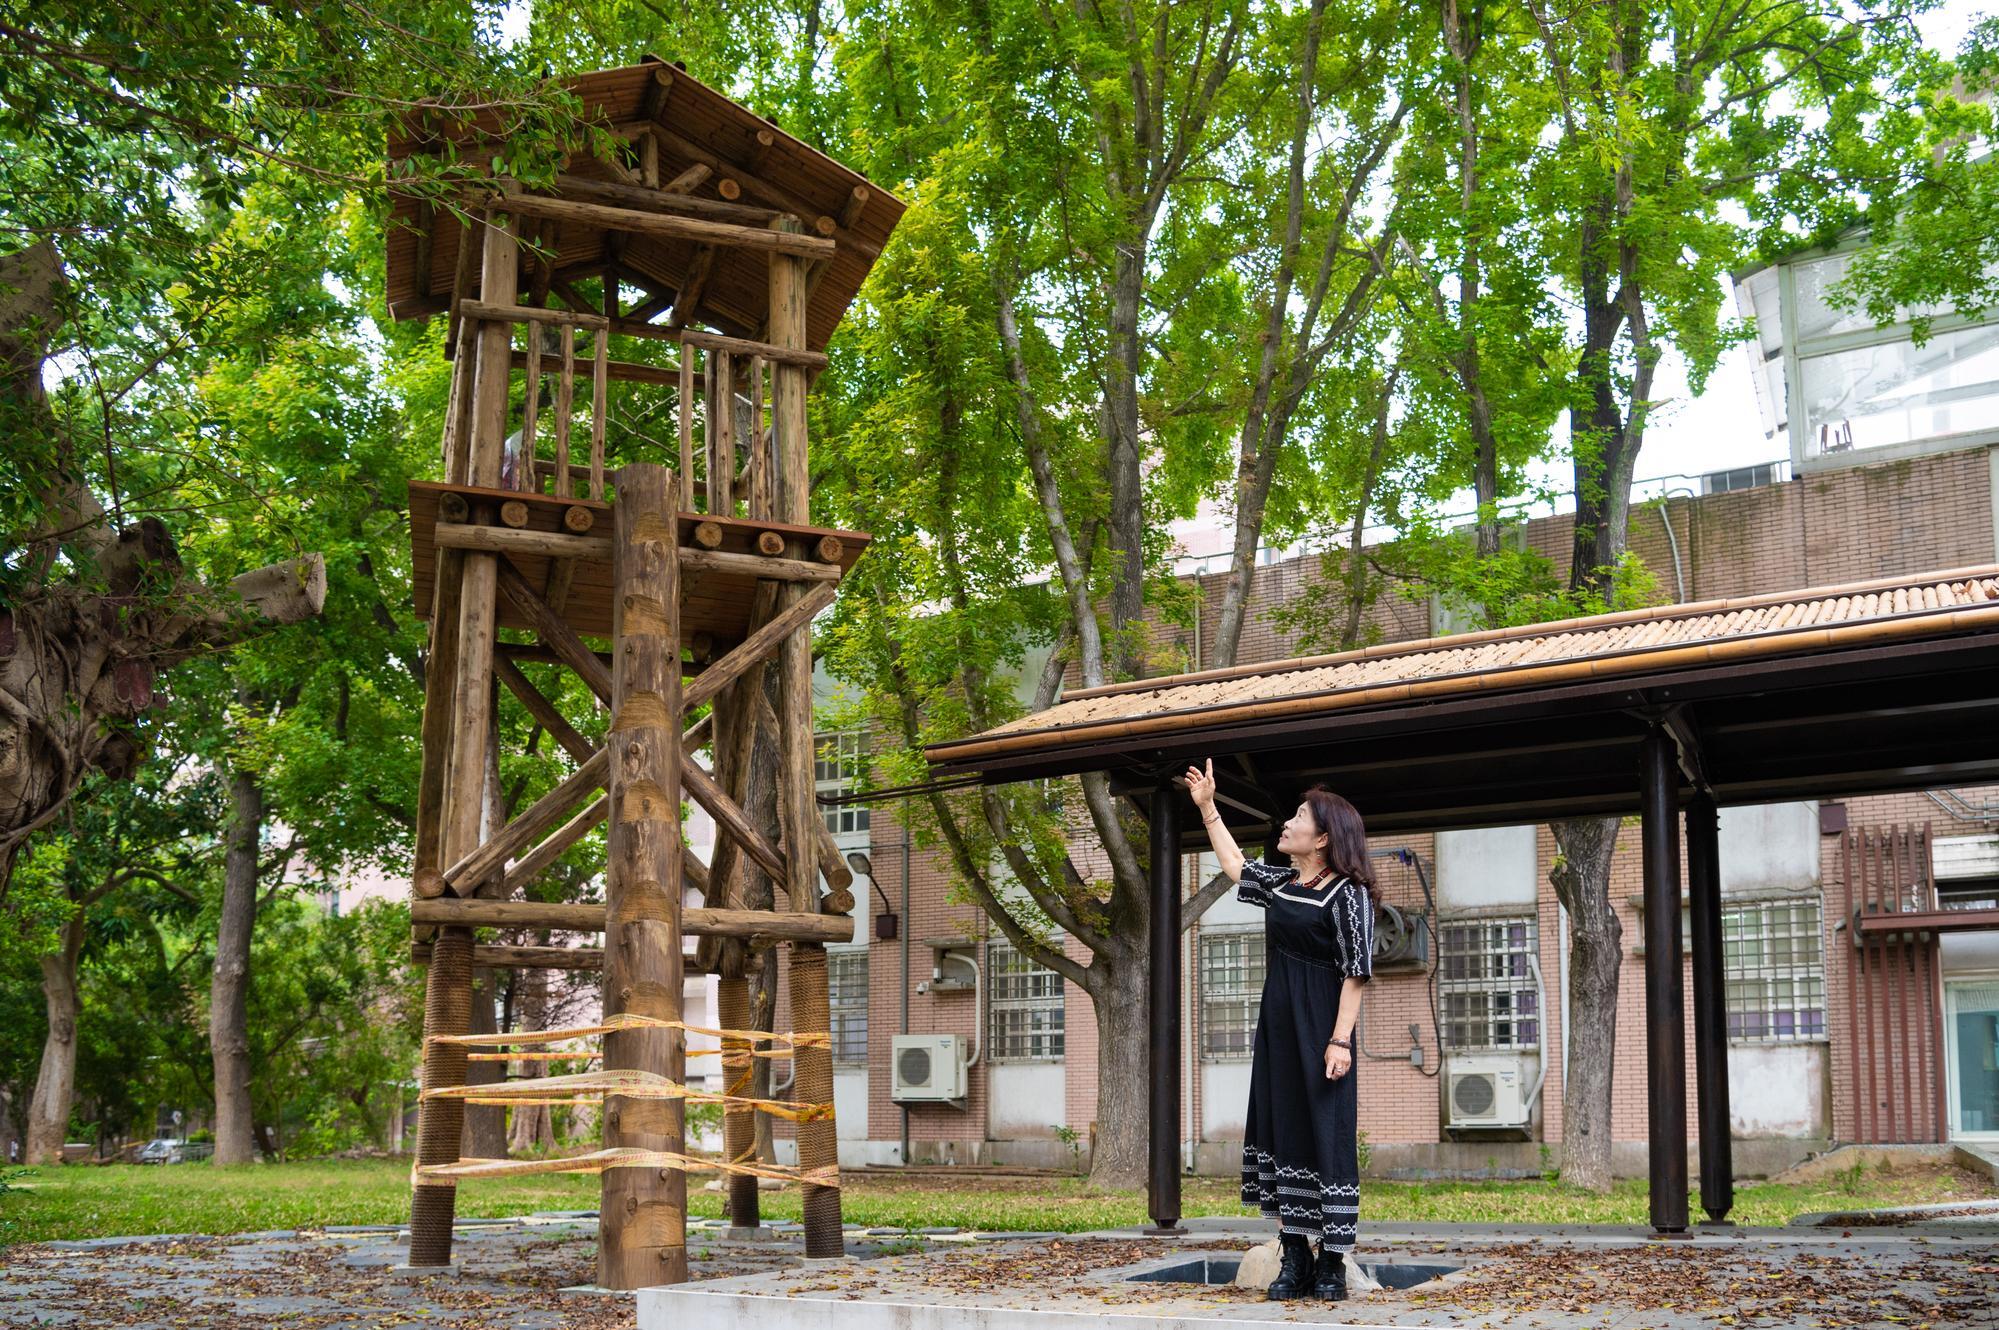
892, 1034, 968, 1103
1445, 1053, 1532, 1129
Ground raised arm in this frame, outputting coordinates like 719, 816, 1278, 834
1184, 758, 1246, 881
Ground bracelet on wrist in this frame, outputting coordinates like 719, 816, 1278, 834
1327, 1037, 1351, 1050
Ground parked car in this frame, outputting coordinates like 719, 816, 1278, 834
137, 1137, 214, 1165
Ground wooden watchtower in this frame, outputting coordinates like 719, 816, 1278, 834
384, 59, 902, 1288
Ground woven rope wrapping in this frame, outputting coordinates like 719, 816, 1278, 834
426, 1011, 828, 1053
411, 1147, 841, 1189
420, 1068, 833, 1122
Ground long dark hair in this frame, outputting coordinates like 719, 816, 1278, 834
1301, 784, 1373, 896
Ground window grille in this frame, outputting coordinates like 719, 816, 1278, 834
1200, 929, 1264, 1059
828, 950, 869, 1066
815, 731, 870, 839
987, 940, 1065, 1060
1723, 899, 1826, 1042
1438, 917, 1540, 1051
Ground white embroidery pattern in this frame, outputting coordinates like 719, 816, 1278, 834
1240, 1145, 1362, 1250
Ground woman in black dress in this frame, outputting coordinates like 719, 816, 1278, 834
1185, 760, 1373, 1302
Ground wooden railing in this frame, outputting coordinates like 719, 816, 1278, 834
451, 297, 801, 522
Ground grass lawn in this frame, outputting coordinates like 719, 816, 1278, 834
2, 1155, 1992, 1248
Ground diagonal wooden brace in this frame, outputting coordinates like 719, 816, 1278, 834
680, 754, 787, 885
497, 556, 614, 703
496, 655, 596, 763
445, 747, 611, 894
682, 579, 837, 713
499, 790, 712, 900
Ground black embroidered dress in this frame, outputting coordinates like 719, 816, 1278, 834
1236, 858, 1374, 1251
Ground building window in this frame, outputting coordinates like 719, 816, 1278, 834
1939, 877, 1999, 912
815, 731, 870, 839
1200, 929, 1264, 1060
1735, 247, 1999, 467
1723, 899, 1826, 1042
828, 950, 869, 1066
1438, 917, 1540, 1051
1701, 460, 1788, 495
987, 941, 1065, 1061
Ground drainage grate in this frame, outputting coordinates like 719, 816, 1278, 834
1127, 1256, 1459, 1290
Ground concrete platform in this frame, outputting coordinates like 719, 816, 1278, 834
638, 1219, 1999, 1330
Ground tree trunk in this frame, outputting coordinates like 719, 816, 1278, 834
210, 768, 262, 1165
1085, 950, 1149, 1191
1105, 244, 1147, 682
508, 964, 554, 1155
1548, 814, 1623, 1192
25, 910, 86, 1164
456, 969, 506, 1159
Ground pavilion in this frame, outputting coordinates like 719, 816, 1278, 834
925, 565, 1999, 1234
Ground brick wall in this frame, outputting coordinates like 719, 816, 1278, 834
813, 443, 1998, 1164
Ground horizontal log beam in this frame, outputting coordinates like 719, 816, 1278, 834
628, 122, 883, 262
677, 327, 829, 371
546, 173, 785, 227
436, 523, 614, 562
459, 298, 609, 331
497, 641, 614, 671
413, 943, 606, 971
679, 546, 842, 583
498, 190, 836, 260
509, 348, 680, 386
409, 896, 855, 943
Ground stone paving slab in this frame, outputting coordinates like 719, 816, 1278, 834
639, 1224, 1999, 1330
7, 1215, 1997, 1330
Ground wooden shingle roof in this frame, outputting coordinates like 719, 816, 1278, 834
385, 58, 905, 351
927, 566, 1999, 773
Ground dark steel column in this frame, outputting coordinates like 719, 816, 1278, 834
1146, 784, 1185, 1233
1641, 725, 1689, 1234
1685, 791, 1734, 1224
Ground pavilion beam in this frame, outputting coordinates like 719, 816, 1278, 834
1686, 790, 1734, 1225
1640, 724, 1690, 1235
1146, 783, 1185, 1235
413, 943, 607, 972
769, 222, 843, 1258
409, 209, 518, 1270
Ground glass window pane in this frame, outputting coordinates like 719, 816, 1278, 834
1438, 916, 1539, 1052
1800, 325, 1999, 457
988, 941, 1065, 1060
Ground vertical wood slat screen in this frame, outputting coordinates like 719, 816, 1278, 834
1841, 824, 1945, 1143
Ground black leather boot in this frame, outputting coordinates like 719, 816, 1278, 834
1311, 1246, 1348, 1300
1266, 1233, 1315, 1301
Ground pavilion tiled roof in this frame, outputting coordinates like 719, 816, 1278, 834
925, 565, 1999, 770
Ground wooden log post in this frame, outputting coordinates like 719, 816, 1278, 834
769, 224, 843, 1257
715, 969, 760, 1232
600, 462, 688, 1289
409, 210, 519, 1270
